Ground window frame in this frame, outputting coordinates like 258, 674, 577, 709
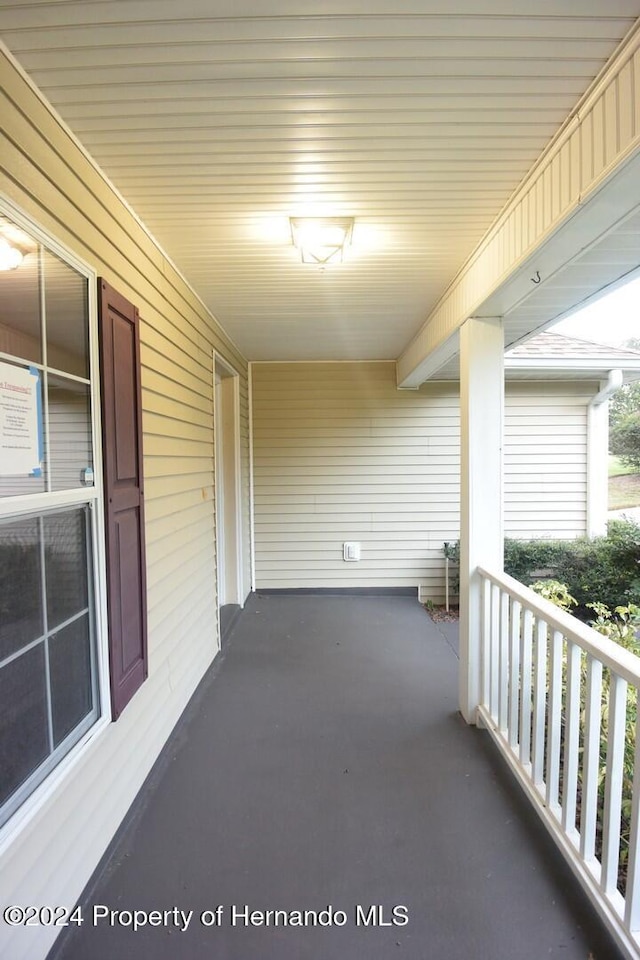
0, 195, 111, 840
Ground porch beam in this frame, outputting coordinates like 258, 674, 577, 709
459, 317, 504, 724
397, 22, 640, 389
395, 331, 458, 390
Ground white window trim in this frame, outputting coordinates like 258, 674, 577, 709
0, 194, 111, 847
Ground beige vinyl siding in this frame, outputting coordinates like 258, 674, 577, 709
253, 363, 593, 597
0, 49, 249, 960
504, 381, 592, 540
253, 362, 461, 597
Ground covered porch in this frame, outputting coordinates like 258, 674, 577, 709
50, 593, 619, 960
2, 5, 640, 960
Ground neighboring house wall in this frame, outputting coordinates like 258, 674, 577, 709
0, 49, 250, 960
504, 381, 593, 540
252, 363, 595, 597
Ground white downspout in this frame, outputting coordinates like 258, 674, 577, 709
591, 369, 624, 408
586, 369, 623, 538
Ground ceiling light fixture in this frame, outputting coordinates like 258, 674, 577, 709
290, 217, 354, 264
0, 237, 24, 271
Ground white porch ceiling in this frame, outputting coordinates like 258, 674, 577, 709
0, 1, 639, 361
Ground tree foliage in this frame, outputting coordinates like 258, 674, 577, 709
610, 411, 640, 468
609, 339, 640, 441
610, 381, 640, 431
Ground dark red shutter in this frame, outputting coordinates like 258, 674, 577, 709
98, 279, 148, 719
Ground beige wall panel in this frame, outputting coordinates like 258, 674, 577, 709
141, 343, 211, 392
148, 589, 216, 675
146, 571, 214, 639
140, 323, 213, 381
253, 362, 461, 595
143, 455, 214, 479
143, 392, 212, 429
142, 411, 212, 444
253, 362, 594, 596
147, 522, 210, 564
146, 511, 213, 563
141, 361, 211, 398
147, 537, 215, 596
144, 472, 213, 501
0, 49, 249, 960
142, 433, 214, 459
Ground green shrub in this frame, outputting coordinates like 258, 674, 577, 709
504, 520, 640, 619
529, 579, 577, 612
503, 538, 566, 585
587, 601, 640, 651
445, 519, 640, 619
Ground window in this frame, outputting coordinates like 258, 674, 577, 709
0, 205, 104, 829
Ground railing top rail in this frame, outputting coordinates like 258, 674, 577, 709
478, 565, 640, 687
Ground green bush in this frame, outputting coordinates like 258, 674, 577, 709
503, 520, 640, 619
445, 519, 640, 619
528, 579, 577, 612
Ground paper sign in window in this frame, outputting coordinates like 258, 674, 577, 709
0, 361, 41, 476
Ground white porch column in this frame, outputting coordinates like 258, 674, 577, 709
459, 317, 504, 724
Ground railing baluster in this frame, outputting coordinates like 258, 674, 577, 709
546, 629, 564, 814
481, 575, 491, 708
601, 673, 628, 897
519, 608, 533, 768
490, 583, 500, 721
532, 618, 548, 787
508, 600, 521, 751
580, 655, 603, 865
498, 591, 510, 733
624, 703, 640, 931
475, 565, 640, 955
562, 641, 581, 837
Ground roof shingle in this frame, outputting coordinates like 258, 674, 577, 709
508, 331, 640, 361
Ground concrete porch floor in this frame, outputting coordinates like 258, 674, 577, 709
50, 594, 621, 960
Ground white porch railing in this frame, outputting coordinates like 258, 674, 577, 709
478, 566, 640, 960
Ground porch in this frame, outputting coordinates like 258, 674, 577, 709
50, 594, 619, 960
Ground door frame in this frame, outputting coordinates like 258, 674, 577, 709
213, 353, 244, 627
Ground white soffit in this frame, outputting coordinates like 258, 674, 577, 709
0, 2, 638, 361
